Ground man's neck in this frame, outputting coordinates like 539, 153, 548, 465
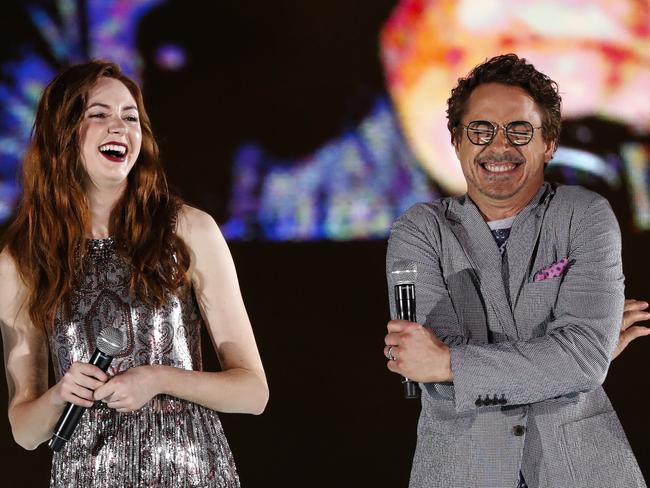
469, 185, 543, 222
477, 203, 524, 222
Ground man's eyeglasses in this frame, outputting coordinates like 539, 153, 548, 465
460, 120, 542, 146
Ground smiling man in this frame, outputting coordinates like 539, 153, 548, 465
383, 54, 646, 488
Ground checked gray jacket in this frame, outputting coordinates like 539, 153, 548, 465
386, 182, 645, 488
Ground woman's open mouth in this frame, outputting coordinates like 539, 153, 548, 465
98, 142, 128, 162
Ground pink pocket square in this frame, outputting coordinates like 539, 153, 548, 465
533, 257, 569, 282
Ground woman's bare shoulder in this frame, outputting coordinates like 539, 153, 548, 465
0, 249, 23, 290
0, 249, 29, 327
0, 247, 16, 272
176, 204, 222, 243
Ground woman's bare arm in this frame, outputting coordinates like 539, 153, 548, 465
94, 206, 268, 414
0, 250, 107, 449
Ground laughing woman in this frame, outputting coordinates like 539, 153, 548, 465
0, 61, 267, 487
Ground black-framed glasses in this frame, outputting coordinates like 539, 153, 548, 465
461, 120, 542, 146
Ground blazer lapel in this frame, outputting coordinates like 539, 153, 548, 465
506, 184, 553, 307
446, 197, 518, 339
445, 184, 553, 340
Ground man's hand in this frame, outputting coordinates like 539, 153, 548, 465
381, 298, 649, 382
383, 320, 453, 382
613, 299, 650, 359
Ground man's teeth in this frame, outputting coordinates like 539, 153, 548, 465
99, 144, 127, 155
483, 163, 516, 172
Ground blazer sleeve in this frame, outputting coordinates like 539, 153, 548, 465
450, 196, 624, 412
386, 204, 469, 346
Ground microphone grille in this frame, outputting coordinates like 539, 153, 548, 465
96, 327, 126, 356
390, 259, 417, 285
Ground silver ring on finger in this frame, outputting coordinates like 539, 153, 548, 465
387, 345, 396, 361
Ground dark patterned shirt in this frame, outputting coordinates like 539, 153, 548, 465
487, 215, 516, 254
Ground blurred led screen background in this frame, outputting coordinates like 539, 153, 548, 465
1, 1, 650, 486
1, 0, 649, 240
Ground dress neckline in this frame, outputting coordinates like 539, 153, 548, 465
86, 236, 116, 254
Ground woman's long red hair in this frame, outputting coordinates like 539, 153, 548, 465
2, 60, 190, 330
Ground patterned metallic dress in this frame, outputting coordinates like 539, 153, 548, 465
47, 238, 240, 487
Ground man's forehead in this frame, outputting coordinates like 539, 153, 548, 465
464, 83, 541, 121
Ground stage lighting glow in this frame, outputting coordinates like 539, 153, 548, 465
621, 143, 650, 230
155, 43, 187, 71
550, 148, 621, 187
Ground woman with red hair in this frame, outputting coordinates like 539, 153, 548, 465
0, 61, 267, 487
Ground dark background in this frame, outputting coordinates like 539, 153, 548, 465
1, 1, 649, 486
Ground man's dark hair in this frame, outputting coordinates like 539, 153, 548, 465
446, 53, 562, 147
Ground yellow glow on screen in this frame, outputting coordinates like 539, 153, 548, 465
381, 0, 650, 194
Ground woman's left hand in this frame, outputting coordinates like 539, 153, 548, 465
612, 299, 650, 360
93, 365, 160, 412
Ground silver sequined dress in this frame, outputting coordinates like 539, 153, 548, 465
47, 238, 240, 487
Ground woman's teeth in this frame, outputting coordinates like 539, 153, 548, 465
99, 144, 127, 156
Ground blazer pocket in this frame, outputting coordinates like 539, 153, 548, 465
561, 411, 641, 486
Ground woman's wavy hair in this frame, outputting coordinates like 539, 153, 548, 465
2, 60, 190, 330
446, 53, 562, 150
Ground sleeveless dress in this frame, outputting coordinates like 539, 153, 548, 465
47, 237, 240, 487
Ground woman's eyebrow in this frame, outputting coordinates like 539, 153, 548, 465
85, 102, 138, 111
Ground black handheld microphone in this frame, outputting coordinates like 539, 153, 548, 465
391, 260, 420, 400
48, 327, 125, 452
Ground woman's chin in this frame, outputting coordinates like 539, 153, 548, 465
85, 173, 130, 192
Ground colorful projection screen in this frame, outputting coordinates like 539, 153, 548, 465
1, 0, 649, 240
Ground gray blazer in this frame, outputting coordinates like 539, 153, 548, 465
387, 183, 646, 488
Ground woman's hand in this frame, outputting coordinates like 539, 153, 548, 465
93, 365, 159, 412
613, 299, 650, 360
53, 362, 108, 408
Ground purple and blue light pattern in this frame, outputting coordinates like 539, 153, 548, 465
0, 56, 56, 221
86, 0, 164, 77
222, 97, 437, 241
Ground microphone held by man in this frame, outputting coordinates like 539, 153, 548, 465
388, 260, 420, 400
